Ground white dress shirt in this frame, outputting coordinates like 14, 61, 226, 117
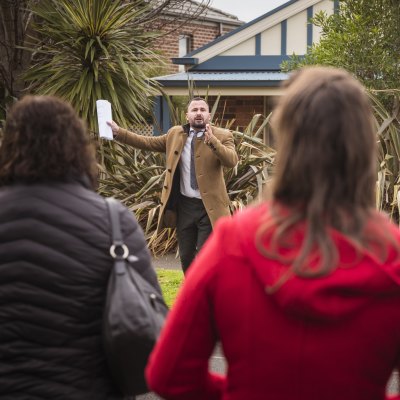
179, 129, 204, 199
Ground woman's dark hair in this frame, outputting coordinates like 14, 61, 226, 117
256, 66, 379, 284
0, 95, 97, 187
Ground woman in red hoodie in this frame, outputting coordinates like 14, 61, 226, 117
146, 66, 400, 400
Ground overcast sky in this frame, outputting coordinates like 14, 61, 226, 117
209, 0, 288, 22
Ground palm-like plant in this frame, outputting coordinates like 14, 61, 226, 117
228, 115, 275, 211
24, 0, 165, 131
373, 91, 400, 219
97, 101, 275, 256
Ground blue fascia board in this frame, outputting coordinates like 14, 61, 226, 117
161, 96, 170, 132
255, 34, 261, 55
185, 0, 299, 58
153, 97, 162, 136
307, 6, 313, 47
156, 79, 282, 88
171, 57, 199, 65
281, 20, 287, 55
334, 0, 340, 13
188, 55, 291, 71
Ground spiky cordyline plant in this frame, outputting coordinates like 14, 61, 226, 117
97, 89, 400, 258
97, 109, 275, 256
24, 0, 164, 131
372, 91, 400, 220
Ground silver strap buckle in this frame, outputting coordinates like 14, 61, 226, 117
109, 243, 129, 260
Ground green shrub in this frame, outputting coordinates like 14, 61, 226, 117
97, 111, 275, 255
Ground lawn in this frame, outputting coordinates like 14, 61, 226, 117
156, 268, 184, 308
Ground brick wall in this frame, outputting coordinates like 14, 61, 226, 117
208, 95, 277, 145
209, 96, 265, 132
153, 19, 239, 74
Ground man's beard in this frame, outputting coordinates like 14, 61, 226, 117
191, 120, 206, 129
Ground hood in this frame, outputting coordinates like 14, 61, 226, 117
237, 204, 400, 321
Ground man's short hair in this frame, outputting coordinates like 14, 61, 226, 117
187, 97, 208, 109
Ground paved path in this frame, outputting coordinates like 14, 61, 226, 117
152, 252, 180, 270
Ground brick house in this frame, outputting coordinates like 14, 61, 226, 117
152, 0, 338, 138
152, 1, 243, 74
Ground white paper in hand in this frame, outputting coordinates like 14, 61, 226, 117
96, 100, 113, 140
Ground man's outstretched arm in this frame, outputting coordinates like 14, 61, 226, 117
107, 121, 167, 153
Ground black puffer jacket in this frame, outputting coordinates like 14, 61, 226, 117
0, 180, 161, 400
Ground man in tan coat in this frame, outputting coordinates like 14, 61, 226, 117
108, 98, 238, 272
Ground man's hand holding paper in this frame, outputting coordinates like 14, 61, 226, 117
96, 100, 113, 140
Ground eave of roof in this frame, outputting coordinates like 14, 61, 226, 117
154, 71, 288, 87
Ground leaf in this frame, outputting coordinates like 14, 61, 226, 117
23, 0, 164, 131
97, 99, 275, 255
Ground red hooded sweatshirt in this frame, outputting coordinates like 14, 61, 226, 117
146, 203, 400, 400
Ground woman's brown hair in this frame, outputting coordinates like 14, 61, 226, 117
0, 95, 97, 187
257, 66, 379, 282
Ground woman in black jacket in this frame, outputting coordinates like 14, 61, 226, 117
0, 95, 162, 399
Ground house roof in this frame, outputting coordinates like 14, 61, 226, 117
156, 0, 244, 25
153, 0, 338, 94
153, 71, 288, 95
175, 0, 326, 66
185, 0, 297, 58
173, 0, 338, 70
154, 71, 288, 87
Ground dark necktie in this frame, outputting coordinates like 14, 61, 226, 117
190, 132, 198, 190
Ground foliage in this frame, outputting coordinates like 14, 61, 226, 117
373, 91, 400, 219
282, 0, 400, 221
156, 268, 183, 308
97, 100, 275, 256
0, 0, 33, 121
282, 0, 400, 91
23, 0, 165, 132
0, 0, 213, 129
228, 115, 275, 211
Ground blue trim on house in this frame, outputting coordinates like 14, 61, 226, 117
171, 57, 199, 65
153, 96, 170, 134
161, 97, 170, 133
281, 20, 287, 55
334, 0, 340, 13
153, 97, 162, 135
189, 55, 291, 71
184, 0, 298, 57
255, 33, 261, 55
307, 6, 313, 47
153, 71, 289, 82
156, 79, 282, 88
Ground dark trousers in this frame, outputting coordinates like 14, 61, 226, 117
176, 194, 212, 273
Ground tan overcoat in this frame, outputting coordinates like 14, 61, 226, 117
116, 124, 238, 229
